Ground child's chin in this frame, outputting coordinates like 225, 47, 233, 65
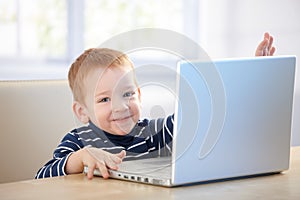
113, 128, 132, 136
113, 124, 135, 135
112, 119, 137, 135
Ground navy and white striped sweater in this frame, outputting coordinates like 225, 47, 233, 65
35, 115, 174, 179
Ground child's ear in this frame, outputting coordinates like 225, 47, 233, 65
72, 101, 90, 124
137, 87, 143, 110
137, 87, 141, 101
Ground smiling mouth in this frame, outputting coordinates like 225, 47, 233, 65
112, 115, 133, 122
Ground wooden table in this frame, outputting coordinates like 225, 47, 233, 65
1, 147, 300, 200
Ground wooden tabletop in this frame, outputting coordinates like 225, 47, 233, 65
1, 147, 300, 200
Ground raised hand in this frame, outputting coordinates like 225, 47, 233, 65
255, 32, 276, 56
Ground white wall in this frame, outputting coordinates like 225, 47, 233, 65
198, 0, 300, 146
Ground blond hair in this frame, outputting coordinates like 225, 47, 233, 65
68, 48, 134, 103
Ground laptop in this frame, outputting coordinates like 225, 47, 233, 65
84, 55, 296, 187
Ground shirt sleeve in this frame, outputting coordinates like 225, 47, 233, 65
35, 130, 84, 179
145, 114, 174, 156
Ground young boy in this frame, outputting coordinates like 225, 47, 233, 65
35, 32, 275, 180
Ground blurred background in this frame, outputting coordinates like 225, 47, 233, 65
0, 0, 299, 145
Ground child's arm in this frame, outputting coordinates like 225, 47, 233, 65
35, 131, 84, 179
35, 130, 126, 179
143, 115, 174, 156
255, 32, 276, 56
65, 147, 126, 179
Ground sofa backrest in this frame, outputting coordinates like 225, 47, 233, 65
0, 80, 77, 183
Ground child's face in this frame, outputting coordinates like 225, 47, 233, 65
83, 65, 141, 135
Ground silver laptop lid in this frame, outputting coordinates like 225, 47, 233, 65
172, 56, 296, 185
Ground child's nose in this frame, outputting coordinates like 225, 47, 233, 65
112, 98, 129, 112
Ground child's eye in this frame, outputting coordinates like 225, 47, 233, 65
98, 97, 110, 103
123, 91, 135, 98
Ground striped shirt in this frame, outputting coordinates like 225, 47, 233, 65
35, 115, 174, 179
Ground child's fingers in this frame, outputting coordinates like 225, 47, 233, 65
107, 154, 123, 168
105, 159, 119, 171
268, 35, 274, 51
264, 32, 276, 56
109, 150, 126, 165
264, 32, 270, 40
85, 148, 126, 177
255, 32, 276, 56
87, 163, 96, 180
104, 150, 126, 170
255, 39, 268, 56
97, 161, 110, 179
116, 150, 126, 159
270, 47, 276, 56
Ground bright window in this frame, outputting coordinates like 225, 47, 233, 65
0, 0, 67, 60
84, 0, 183, 49
0, 0, 198, 67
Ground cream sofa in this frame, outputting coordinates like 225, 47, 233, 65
0, 80, 76, 183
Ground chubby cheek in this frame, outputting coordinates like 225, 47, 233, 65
93, 105, 111, 129
132, 102, 141, 122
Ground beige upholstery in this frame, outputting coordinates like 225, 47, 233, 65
0, 80, 76, 183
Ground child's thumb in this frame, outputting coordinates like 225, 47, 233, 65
117, 150, 126, 159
